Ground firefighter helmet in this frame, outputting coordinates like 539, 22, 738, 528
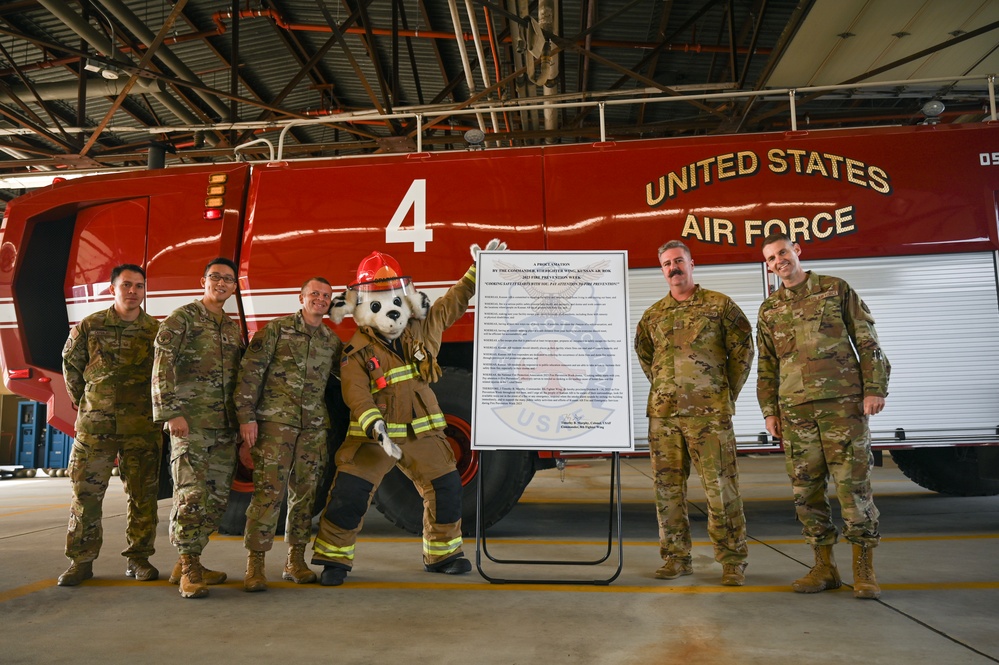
350, 251, 411, 293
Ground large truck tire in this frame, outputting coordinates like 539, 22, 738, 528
219, 379, 349, 536
890, 447, 999, 497
372, 367, 536, 536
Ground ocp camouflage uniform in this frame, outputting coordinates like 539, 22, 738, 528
152, 300, 243, 556
313, 266, 476, 572
236, 311, 343, 551
62, 307, 161, 564
635, 286, 753, 567
757, 271, 890, 548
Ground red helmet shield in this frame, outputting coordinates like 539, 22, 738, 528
350, 251, 412, 293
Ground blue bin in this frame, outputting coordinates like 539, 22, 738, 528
15, 401, 45, 469
44, 426, 75, 469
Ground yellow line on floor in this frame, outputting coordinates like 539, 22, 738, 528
210, 534, 999, 548
0, 504, 68, 518
517, 491, 934, 505
207, 533, 996, 547
0, 579, 54, 603
3, 578, 997, 600
336, 580, 999, 594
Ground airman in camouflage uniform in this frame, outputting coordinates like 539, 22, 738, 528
58, 264, 162, 586
152, 257, 243, 599
635, 240, 753, 586
757, 232, 890, 599
236, 277, 343, 592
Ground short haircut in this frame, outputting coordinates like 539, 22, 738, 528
657, 239, 691, 258
110, 263, 145, 285
204, 257, 237, 277
761, 232, 793, 249
301, 276, 331, 293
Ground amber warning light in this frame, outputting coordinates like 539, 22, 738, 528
204, 173, 228, 220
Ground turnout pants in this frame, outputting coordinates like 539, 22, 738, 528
312, 427, 463, 570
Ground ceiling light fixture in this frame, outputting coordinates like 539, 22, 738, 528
464, 128, 485, 150
921, 100, 945, 125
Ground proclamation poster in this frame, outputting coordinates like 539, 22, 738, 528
471, 251, 634, 451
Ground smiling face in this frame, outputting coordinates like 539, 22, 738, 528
201, 262, 237, 309
300, 279, 333, 322
762, 238, 806, 287
110, 269, 145, 319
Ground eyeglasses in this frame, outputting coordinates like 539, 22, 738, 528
306, 291, 332, 300
207, 273, 237, 284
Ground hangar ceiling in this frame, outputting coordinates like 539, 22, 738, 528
0, 0, 996, 204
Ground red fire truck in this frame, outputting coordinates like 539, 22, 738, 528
2, 111, 998, 533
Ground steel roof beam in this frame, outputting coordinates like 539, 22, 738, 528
312, 0, 390, 125
635, 0, 674, 127
234, 0, 374, 146
79, 0, 190, 156
95, 0, 231, 121
352, 0, 396, 114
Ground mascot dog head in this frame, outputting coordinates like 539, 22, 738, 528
330, 251, 430, 341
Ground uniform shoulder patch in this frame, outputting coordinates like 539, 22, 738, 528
63, 326, 82, 353
156, 329, 174, 346
249, 338, 264, 352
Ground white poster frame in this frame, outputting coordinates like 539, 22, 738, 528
471, 250, 634, 452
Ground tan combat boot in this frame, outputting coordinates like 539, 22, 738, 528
169, 557, 227, 585
125, 558, 159, 582
244, 551, 267, 592
721, 562, 747, 587
178, 554, 209, 599
792, 544, 842, 593
282, 543, 318, 584
852, 543, 881, 599
654, 557, 693, 580
57, 561, 94, 587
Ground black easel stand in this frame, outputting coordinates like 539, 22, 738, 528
474, 452, 623, 585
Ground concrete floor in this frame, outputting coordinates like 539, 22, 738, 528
1, 455, 997, 665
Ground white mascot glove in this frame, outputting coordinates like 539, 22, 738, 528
470, 238, 507, 260
372, 419, 402, 460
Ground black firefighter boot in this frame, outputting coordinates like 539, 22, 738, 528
320, 565, 348, 586
425, 555, 472, 575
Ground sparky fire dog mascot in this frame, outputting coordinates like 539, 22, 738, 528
312, 239, 506, 586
